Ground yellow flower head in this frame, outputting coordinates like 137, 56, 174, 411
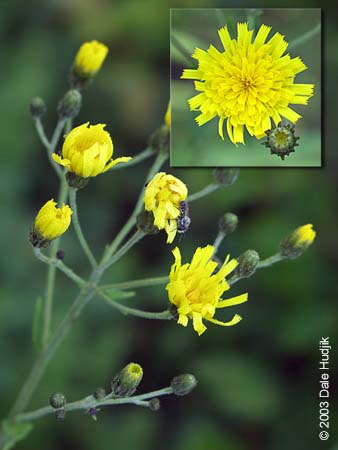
74, 40, 108, 77
34, 199, 72, 241
144, 172, 188, 244
166, 245, 248, 335
165, 101, 171, 128
181, 22, 314, 145
52, 122, 131, 178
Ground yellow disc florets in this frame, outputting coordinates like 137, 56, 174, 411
166, 245, 248, 335
144, 172, 188, 244
181, 22, 314, 145
52, 122, 131, 179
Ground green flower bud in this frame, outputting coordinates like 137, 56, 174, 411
213, 168, 240, 186
263, 123, 299, 160
280, 224, 316, 259
49, 392, 66, 409
57, 89, 82, 119
171, 374, 197, 396
148, 398, 161, 411
218, 212, 238, 235
111, 363, 143, 397
30, 97, 47, 118
235, 249, 260, 278
93, 387, 106, 400
136, 209, 160, 235
66, 172, 89, 190
149, 125, 169, 154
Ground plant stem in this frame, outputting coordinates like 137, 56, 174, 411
34, 248, 86, 288
35, 119, 66, 179
288, 23, 321, 51
213, 231, 225, 254
69, 188, 97, 268
14, 387, 174, 423
97, 289, 172, 320
100, 276, 169, 291
102, 151, 168, 263
111, 148, 155, 170
257, 253, 285, 269
100, 230, 145, 273
188, 183, 220, 202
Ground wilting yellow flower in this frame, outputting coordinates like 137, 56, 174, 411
181, 22, 314, 145
165, 102, 171, 127
34, 199, 72, 241
144, 172, 188, 244
74, 40, 108, 77
281, 223, 316, 259
166, 245, 248, 335
52, 122, 131, 178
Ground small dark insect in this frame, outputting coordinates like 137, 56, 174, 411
177, 201, 191, 235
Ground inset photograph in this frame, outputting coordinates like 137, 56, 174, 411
170, 8, 321, 167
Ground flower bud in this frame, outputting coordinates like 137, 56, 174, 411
148, 125, 170, 154
171, 374, 197, 396
235, 249, 260, 278
49, 392, 66, 409
30, 97, 47, 118
263, 123, 299, 160
29, 199, 72, 248
148, 398, 161, 411
218, 212, 238, 235
136, 210, 160, 235
111, 363, 143, 397
70, 40, 108, 89
213, 168, 240, 186
280, 224, 316, 259
57, 89, 82, 119
93, 387, 106, 400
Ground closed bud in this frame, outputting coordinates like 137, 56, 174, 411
263, 123, 299, 160
30, 97, 47, 118
280, 224, 316, 259
213, 168, 240, 186
171, 374, 197, 396
136, 209, 160, 235
218, 212, 238, 235
164, 102, 171, 128
149, 125, 169, 154
57, 89, 82, 119
148, 398, 161, 411
49, 392, 66, 409
235, 249, 260, 278
93, 387, 106, 400
111, 363, 143, 397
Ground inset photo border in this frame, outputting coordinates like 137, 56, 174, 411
170, 8, 321, 167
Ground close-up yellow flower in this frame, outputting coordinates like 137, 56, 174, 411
166, 245, 248, 335
33, 199, 72, 241
144, 172, 188, 244
181, 22, 314, 145
74, 40, 108, 77
52, 122, 131, 178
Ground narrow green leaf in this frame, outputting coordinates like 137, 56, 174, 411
1, 420, 33, 450
32, 296, 43, 351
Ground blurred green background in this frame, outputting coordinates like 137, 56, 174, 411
0, 1, 337, 450
171, 8, 321, 167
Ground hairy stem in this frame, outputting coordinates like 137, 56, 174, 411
111, 147, 155, 170
288, 23, 321, 51
14, 387, 174, 423
100, 275, 169, 291
188, 183, 220, 202
69, 188, 97, 268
